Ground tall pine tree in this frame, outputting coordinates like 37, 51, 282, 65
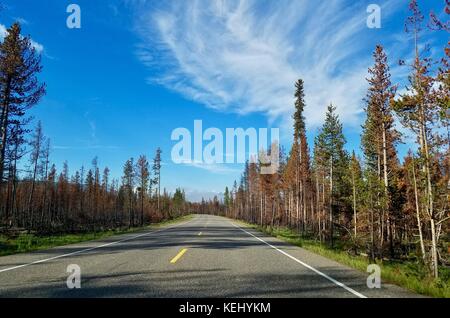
0, 23, 45, 185
315, 104, 349, 246
363, 44, 400, 258
286, 79, 312, 234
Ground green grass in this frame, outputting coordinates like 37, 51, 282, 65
0, 215, 193, 257
236, 220, 449, 298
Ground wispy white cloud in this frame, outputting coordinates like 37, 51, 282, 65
0, 23, 44, 53
132, 0, 402, 133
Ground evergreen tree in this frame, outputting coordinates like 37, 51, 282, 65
392, 0, 444, 278
316, 104, 349, 246
136, 155, 150, 226
0, 23, 46, 183
27, 121, 45, 228
224, 186, 231, 209
293, 79, 306, 141
349, 151, 363, 239
286, 79, 312, 234
152, 148, 162, 212
363, 44, 400, 258
173, 188, 185, 216
122, 158, 135, 227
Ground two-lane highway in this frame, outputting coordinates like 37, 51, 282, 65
0, 215, 420, 297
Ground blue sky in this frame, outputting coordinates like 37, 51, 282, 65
0, 0, 448, 201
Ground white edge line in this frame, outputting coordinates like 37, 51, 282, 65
0, 218, 195, 273
230, 222, 368, 299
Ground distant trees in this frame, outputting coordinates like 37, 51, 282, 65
152, 148, 162, 212
173, 188, 186, 216
122, 158, 135, 227
224, 186, 231, 213
0, 147, 190, 233
136, 155, 150, 226
27, 121, 45, 228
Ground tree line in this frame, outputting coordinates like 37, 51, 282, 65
0, 23, 192, 233
222, 0, 449, 280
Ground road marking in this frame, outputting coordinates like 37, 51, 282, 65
0, 218, 195, 274
198, 232, 203, 236
170, 248, 188, 264
230, 222, 367, 299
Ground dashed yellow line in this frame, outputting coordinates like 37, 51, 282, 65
170, 248, 188, 264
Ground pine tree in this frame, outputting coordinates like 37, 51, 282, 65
286, 79, 312, 234
349, 151, 363, 239
92, 157, 100, 223
224, 186, 231, 211
363, 44, 400, 258
315, 104, 349, 246
122, 158, 135, 227
313, 130, 328, 242
152, 148, 162, 212
293, 79, 306, 141
393, 0, 443, 278
0, 23, 46, 184
136, 155, 150, 226
3, 119, 29, 222
403, 151, 426, 262
173, 188, 185, 216
27, 121, 45, 228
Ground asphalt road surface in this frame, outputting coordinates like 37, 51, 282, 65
0, 214, 421, 298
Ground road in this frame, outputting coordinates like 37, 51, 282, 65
0, 214, 420, 298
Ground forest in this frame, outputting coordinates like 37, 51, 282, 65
221, 0, 449, 281
0, 23, 200, 234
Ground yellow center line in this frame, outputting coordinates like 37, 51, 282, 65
198, 232, 202, 236
170, 248, 188, 264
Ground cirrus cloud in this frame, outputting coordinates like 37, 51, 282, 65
132, 0, 403, 133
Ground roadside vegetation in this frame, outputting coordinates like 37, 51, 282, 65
237, 221, 450, 298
